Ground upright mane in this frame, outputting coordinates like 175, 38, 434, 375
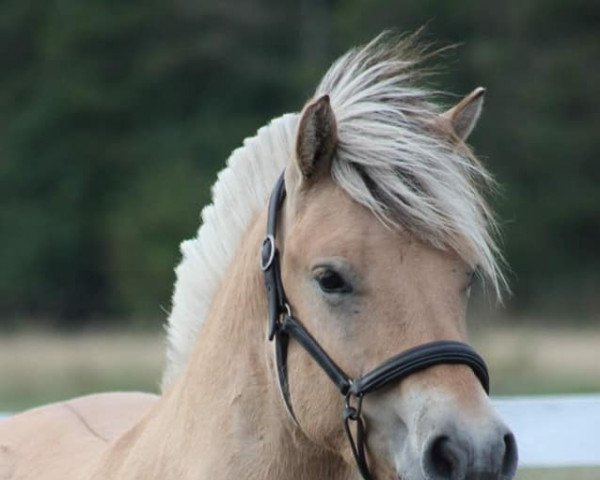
162, 33, 503, 387
162, 113, 298, 386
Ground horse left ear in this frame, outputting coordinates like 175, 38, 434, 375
440, 87, 486, 141
295, 95, 338, 182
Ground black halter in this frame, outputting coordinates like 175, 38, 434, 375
260, 173, 490, 480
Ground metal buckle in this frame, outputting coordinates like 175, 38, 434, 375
344, 391, 364, 421
260, 234, 276, 271
269, 303, 292, 341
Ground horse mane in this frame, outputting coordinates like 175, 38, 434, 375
162, 32, 504, 388
161, 113, 297, 387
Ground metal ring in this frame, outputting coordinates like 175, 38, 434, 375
260, 234, 276, 271
344, 391, 364, 420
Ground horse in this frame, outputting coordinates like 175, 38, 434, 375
0, 33, 518, 480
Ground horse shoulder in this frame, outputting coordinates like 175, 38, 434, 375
0, 392, 158, 480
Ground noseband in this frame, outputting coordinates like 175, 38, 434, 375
260, 173, 490, 480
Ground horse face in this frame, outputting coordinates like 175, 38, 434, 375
277, 96, 517, 479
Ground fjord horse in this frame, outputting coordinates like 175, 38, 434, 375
0, 34, 517, 480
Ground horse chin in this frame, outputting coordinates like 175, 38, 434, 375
363, 460, 403, 480
368, 456, 422, 480
393, 461, 426, 480
387, 445, 425, 480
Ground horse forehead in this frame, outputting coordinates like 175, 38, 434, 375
295, 188, 438, 257
293, 187, 404, 256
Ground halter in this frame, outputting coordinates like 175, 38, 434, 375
260, 173, 490, 480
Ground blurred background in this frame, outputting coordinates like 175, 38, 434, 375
0, 0, 598, 417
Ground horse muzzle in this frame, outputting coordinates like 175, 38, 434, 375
383, 382, 519, 480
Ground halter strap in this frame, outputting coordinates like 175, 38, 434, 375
261, 172, 490, 479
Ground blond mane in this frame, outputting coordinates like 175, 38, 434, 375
162, 33, 503, 387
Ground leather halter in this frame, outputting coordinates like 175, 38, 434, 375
260, 173, 490, 480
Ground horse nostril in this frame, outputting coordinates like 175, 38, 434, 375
422, 428, 519, 480
423, 435, 466, 480
502, 433, 519, 478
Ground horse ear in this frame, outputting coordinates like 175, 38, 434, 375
295, 95, 338, 182
440, 87, 486, 141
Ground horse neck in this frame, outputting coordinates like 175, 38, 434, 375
107, 210, 352, 479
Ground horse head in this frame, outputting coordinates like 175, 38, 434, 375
271, 46, 517, 479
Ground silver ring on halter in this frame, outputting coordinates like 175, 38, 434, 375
260, 234, 276, 271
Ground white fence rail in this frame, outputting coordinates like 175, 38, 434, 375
2, 394, 600, 468
493, 394, 600, 468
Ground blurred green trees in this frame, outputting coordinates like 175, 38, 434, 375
1, 0, 598, 327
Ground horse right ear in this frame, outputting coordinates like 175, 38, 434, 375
294, 95, 338, 184
439, 87, 486, 141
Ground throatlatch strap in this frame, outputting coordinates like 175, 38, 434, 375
274, 329, 299, 424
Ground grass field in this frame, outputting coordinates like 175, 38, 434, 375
517, 468, 600, 480
518, 467, 600, 479
0, 331, 164, 411
471, 324, 600, 395
1, 323, 598, 411
1, 324, 599, 478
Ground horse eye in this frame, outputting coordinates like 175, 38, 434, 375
316, 269, 351, 294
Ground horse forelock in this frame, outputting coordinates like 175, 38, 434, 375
162, 32, 504, 388
318, 31, 504, 295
